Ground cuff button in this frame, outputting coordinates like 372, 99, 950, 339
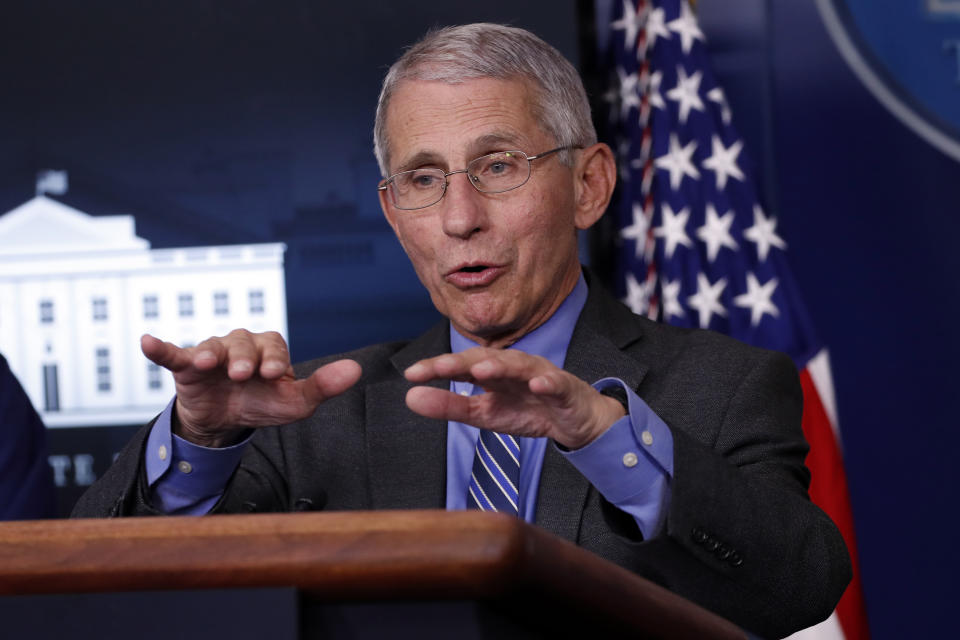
641, 430, 654, 446
622, 451, 639, 468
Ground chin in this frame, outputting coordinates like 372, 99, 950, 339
453, 310, 517, 342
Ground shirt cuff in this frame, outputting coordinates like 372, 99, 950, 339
558, 378, 674, 538
144, 397, 252, 514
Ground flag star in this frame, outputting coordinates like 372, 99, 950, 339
645, 7, 672, 52
611, 0, 645, 50
687, 272, 728, 328
667, 1, 705, 54
702, 135, 745, 190
654, 134, 700, 190
624, 272, 654, 315
654, 203, 693, 258
707, 87, 732, 125
696, 204, 739, 262
646, 70, 665, 110
666, 66, 705, 124
743, 205, 787, 261
661, 278, 685, 320
618, 68, 641, 119
620, 203, 650, 258
734, 273, 780, 327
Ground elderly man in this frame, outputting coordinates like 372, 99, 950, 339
74, 23, 850, 637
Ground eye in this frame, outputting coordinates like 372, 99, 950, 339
412, 173, 438, 187
398, 169, 442, 190
475, 152, 522, 178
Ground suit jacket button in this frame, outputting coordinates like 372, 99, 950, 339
729, 552, 743, 567
294, 498, 314, 511
717, 545, 732, 560
241, 501, 258, 512
691, 528, 707, 544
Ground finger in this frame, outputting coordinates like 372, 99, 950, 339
528, 372, 558, 395
527, 370, 574, 406
300, 359, 362, 407
405, 353, 468, 383
405, 385, 474, 423
212, 329, 263, 381
141, 334, 193, 372
469, 350, 550, 386
255, 331, 292, 379
405, 348, 531, 384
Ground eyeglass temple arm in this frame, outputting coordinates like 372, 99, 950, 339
525, 145, 582, 161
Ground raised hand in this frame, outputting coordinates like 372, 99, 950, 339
141, 331, 361, 447
403, 347, 625, 450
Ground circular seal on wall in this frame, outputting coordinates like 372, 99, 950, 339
817, 0, 960, 162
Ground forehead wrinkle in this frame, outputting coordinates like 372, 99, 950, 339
468, 131, 531, 155
386, 78, 547, 173
394, 130, 537, 174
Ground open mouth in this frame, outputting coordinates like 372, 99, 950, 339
445, 263, 504, 288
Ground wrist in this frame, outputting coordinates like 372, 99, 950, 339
173, 400, 245, 448
562, 391, 627, 451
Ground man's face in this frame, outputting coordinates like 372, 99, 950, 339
380, 77, 584, 347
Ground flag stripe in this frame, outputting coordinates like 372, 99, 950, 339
800, 367, 869, 640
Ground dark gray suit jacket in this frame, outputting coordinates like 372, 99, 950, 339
73, 280, 851, 638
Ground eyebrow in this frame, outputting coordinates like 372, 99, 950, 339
393, 131, 529, 174
470, 132, 526, 155
396, 151, 445, 173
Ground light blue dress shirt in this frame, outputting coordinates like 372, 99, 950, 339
145, 276, 674, 537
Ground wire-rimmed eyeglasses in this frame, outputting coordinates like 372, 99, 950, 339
377, 146, 579, 211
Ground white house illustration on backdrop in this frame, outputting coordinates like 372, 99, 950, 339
0, 196, 287, 427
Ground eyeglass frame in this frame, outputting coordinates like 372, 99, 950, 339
376, 145, 581, 211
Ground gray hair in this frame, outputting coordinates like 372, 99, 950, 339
373, 23, 597, 177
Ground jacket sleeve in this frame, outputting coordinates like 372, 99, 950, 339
573, 347, 851, 639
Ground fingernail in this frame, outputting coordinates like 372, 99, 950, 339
262, 361, 284, 374
405, 363, 426, 377
230, 361, 252, 374
473, 361, 495, 376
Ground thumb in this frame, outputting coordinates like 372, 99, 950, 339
301, 359, 362, 406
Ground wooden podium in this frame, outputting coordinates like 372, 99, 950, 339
0, 511, 746, 639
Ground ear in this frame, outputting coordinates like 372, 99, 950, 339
571, 143, 617, 231
379, 185, 401, 236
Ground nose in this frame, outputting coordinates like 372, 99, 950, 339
440, 171, 488, 239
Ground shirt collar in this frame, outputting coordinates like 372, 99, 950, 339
449, 272, 588, 369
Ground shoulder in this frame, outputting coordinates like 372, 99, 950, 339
582, 276, 792, 372
580, 283, 798, 409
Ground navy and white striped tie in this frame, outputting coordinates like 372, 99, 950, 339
467, 429, 520, 515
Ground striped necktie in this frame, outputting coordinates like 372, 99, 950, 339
467, 429, 520, 515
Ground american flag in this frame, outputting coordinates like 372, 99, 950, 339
596, 1, 869, 638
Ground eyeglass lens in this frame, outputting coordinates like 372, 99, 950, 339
388, 151, 531, 210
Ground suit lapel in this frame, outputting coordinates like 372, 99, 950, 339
362, 278, 653, 536
366, 321, 450, 510
534, 280, 650, 542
